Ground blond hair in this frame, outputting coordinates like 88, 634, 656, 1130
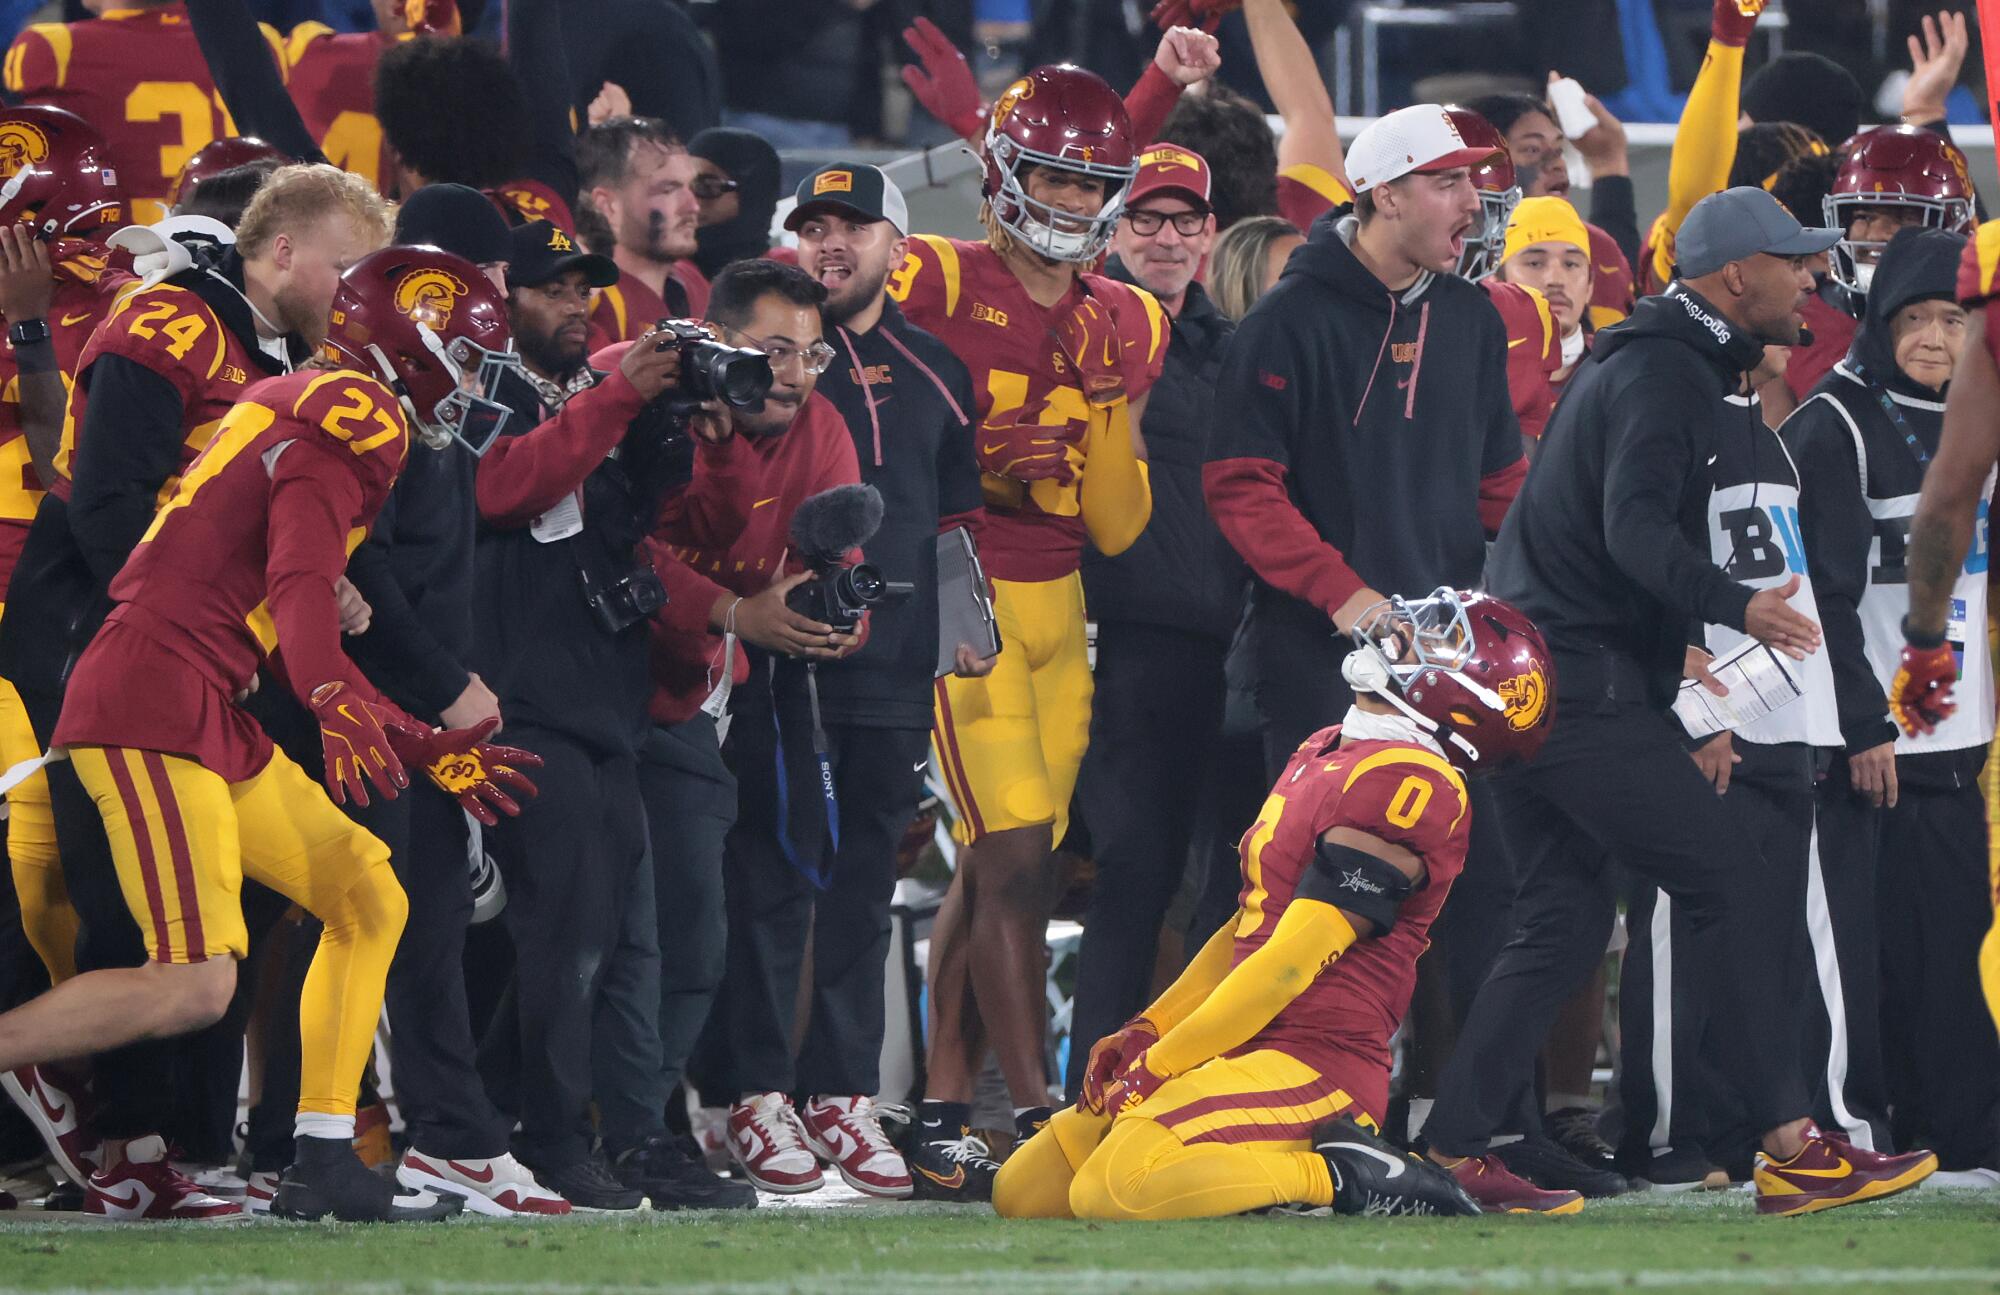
234, 163, 392, 261
1209, 215, 1298, 321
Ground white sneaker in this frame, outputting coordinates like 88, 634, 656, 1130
725, 1092, 823, 1194
242, 1170, 281, 1216
1925, 1166, 2000, 1189
799, 1096, 913, 1198
396, 1150, 572, 1217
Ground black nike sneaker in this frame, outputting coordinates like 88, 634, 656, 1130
612, 1135, 757, 1211
905, 1101, 1001, 1202
1313, 1117, 1481, 1217
1544, 1106, 1620, 1174
1013, 1106, 1053, 1144
271, 1136, 462, 1222
1492, 1134, 1632, 1197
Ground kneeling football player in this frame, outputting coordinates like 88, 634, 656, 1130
992, 589, 1554, 1221
0, 246, 541, 1222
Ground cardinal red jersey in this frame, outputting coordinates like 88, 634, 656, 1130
587, 262, 711, 351
54, 369, 408, 779
1229, 727, 1469, 1119
1962, 220, 2000, 369
887, 234, 1168, 581
1276, 162, 1349, 233
3, 4, 284, 222
491, 179, 577, 238
1586, 223, 1634, 328
0, 244, 135, 594
51, 277, 270, 501
1483, 279, 1558, 442
283, 25, 393, 192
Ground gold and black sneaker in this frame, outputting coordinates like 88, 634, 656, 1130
906, 1102, 1001, 1202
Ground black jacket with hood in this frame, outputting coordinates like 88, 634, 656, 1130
689, 129, 782, 281
1486, 281, 1768, 709
1783, 226, 1987, 787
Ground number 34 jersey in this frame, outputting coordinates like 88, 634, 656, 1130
887, 234, 1168, 583
1229, 727, 1470, 1118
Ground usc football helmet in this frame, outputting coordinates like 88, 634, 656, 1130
168, 136, 290, 212
1444, 107, 1519, 281
322, 245, 521, 455
0, 106, 120, 239
1341, 587, 1554, 771
982, 64, 1138, 263
1823, 125, 1974, 294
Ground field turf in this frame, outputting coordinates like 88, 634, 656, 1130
0, 1186, 1994, 1294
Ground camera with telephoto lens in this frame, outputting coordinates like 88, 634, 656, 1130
580, 562, 668, 635
652, 318, 773, 415
783, 484, 913, 634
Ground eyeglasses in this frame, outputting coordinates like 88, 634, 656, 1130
728, 329, 836, 376
1123, 208, 1208, 237
692, 175, 740, 200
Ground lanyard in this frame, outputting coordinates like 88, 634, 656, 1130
768, 658, 841, 891
1850, 361, 1932, 468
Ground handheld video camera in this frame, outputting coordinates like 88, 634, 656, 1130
784, 485, 912, 634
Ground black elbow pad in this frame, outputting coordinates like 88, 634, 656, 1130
1296, 840, 1414, 934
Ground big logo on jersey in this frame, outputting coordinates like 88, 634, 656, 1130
1497, 666, 1548, 732
0, 119, 49, 179
393, 268, 468, 332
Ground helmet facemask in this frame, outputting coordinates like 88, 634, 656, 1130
986, 133, 1135, 264
420, 329, 522, 456
1341, 588, 1505, 763
1823, 192, 1971, 294
1457, 184, 1521, 281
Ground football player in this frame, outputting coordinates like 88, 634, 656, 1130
1785, 126, 1976, 401
283, 0, 458, 192
1892, 219, 2000, 1041
3, 0, 287, 223
992, 589, 1553, 1220
0, 245, 539, 1223
887, 64, 1169, 1198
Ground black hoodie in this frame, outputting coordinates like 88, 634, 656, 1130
1486, 282, 1767, 708
689, 128, 782, 280
1203, 212, 1525, 626
1784, 226, 1990, 781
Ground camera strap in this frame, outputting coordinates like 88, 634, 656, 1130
769, 659, 841, 891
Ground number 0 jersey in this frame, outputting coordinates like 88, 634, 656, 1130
888, 234, 1167, 582
1230, 726, 1469, 1118
3, 2, 285, 222
53, 369, 409, 779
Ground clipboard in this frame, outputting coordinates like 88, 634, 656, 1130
936, 526, 1001, 678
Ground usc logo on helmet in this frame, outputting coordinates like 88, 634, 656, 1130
0, 120, 50, 179
393, 268, 469, 331
1497, 667, 1548, 732
990, 77, 1034, 132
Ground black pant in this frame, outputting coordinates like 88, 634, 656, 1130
1427, 696, 1809, 1156
1877, 779, 2000, 1169
1800, 758, 1894, 1151
705, 673, 928, 1100
1063, 623, 1227, 1101
477, 727, 658, 1168
637, 713, 736, 1103
1246, 595, 1353, 781
1616, 740, 1814, 1167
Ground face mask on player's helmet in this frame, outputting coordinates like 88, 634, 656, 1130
1442, 108, 1519, 281
1340, 588, 1555, 772
982, 64, 1138, 264
0, 105, 121, 240
322, 245, 522, 455
1824, 125, 1974, 296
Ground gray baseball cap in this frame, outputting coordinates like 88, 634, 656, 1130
1677, 186, 1840, 278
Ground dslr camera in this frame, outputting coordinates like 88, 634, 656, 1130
579, 562, 668, 635
652, 319, 773, 415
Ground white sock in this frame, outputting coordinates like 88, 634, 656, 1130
294, 1113, 357, 1143
1406, 1098, 1435, 1141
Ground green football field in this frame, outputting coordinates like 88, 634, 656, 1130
0, 1188, 1995, 1294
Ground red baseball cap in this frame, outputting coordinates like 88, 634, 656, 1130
1127, 143, 1212, 210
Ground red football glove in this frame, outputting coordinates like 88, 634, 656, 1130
1711, 0, 1765, 47
310, 681, 408, 808
1056, 295, 1129, 408
901, 17, 985, 142
382, 716, 544, 827
1100, 1049, 1169, 1116
1080, 1017, 1160, 1114
1150, 0, 1240, 32
1889, 639, 1958, 737
977, 415, 1083, 484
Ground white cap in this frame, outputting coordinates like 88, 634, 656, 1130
1346, 104, 1502, 194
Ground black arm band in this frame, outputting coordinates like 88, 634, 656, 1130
1297, 840, 1415, 935
1901, 615, 1947, 651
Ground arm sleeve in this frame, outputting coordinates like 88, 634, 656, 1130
188, 0, 326, 164
1589, 175, 1642, 272
65, 356, 190, 585
476, 369, 648, 526
1134, 918, 1237, 1034
1785, 404, 1896, 751
1121, 62, 1181, 150
505, 0, 581, 206
1143, 900, 1360, 1078
1078, 400, 1151, 557
342, 526, 473, 719
1650, 38, 1746, 288
265, 439, 386, 708
655, 431, 758, 549
647, 536, 732, 636
1600, 376, 1755, 630
1203, 313, 1367, 616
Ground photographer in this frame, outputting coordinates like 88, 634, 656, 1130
471, 220, 756, 1211
634, 260, 867, 1196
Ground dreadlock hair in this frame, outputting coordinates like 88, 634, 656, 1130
1729, 121, 1829, 193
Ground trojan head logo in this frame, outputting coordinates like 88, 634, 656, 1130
813, 170, 854, 196
991, 77, 1034, 132
1497, 667, 1548, 732
0, 120, 51, 182
394, 268, 468, 331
